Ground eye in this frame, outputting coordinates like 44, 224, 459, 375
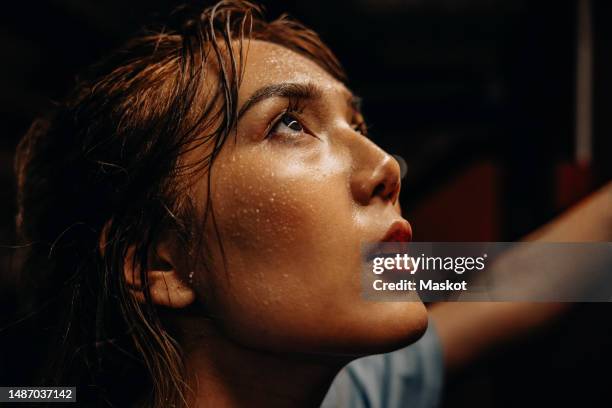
351, 110, 368, 136
268, 113, 304, 138
280, 114, 303, 131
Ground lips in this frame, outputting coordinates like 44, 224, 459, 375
363, 220, 412, 263
381, 220, 413, 243
364, 219, 412, 262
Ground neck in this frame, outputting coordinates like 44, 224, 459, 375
179, 321, 348, 408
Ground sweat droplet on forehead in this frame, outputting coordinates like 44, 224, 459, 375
239, 40, 343, 99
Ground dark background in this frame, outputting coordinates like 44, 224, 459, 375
1, 0, 611, 406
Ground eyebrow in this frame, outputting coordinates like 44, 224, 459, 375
237, 82, 323, 119
237, 81, 362, 120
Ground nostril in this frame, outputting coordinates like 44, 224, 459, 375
371, 180, 399, 203
372, 183, 386, 199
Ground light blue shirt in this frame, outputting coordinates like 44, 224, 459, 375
322, 319, 444, 408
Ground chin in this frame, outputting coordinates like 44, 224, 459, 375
322, 301, 429, 357
367, 301, 429, 353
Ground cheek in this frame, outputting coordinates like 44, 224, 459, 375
209, 146, 349, 255
212, 157, 311, 252
203, 148, 352, 295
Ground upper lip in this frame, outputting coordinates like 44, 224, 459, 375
381, 219, 413, 243
363, 219, 413, 262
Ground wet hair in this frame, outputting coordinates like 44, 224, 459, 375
13, 1, 344, 406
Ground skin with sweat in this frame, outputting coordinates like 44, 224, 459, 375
143, 40, 427, 406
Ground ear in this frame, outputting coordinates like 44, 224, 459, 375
123, 243, 196, 309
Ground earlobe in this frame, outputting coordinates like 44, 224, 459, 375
123, 244, 196, 309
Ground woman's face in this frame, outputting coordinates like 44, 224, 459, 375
190, 40, 427, 356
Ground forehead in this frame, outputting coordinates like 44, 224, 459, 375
238, 40, 348, 102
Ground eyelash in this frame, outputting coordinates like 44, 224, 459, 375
265, 100, 307, 139
264, 100, 369, 139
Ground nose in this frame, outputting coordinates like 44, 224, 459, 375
349, 137, 401, 206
